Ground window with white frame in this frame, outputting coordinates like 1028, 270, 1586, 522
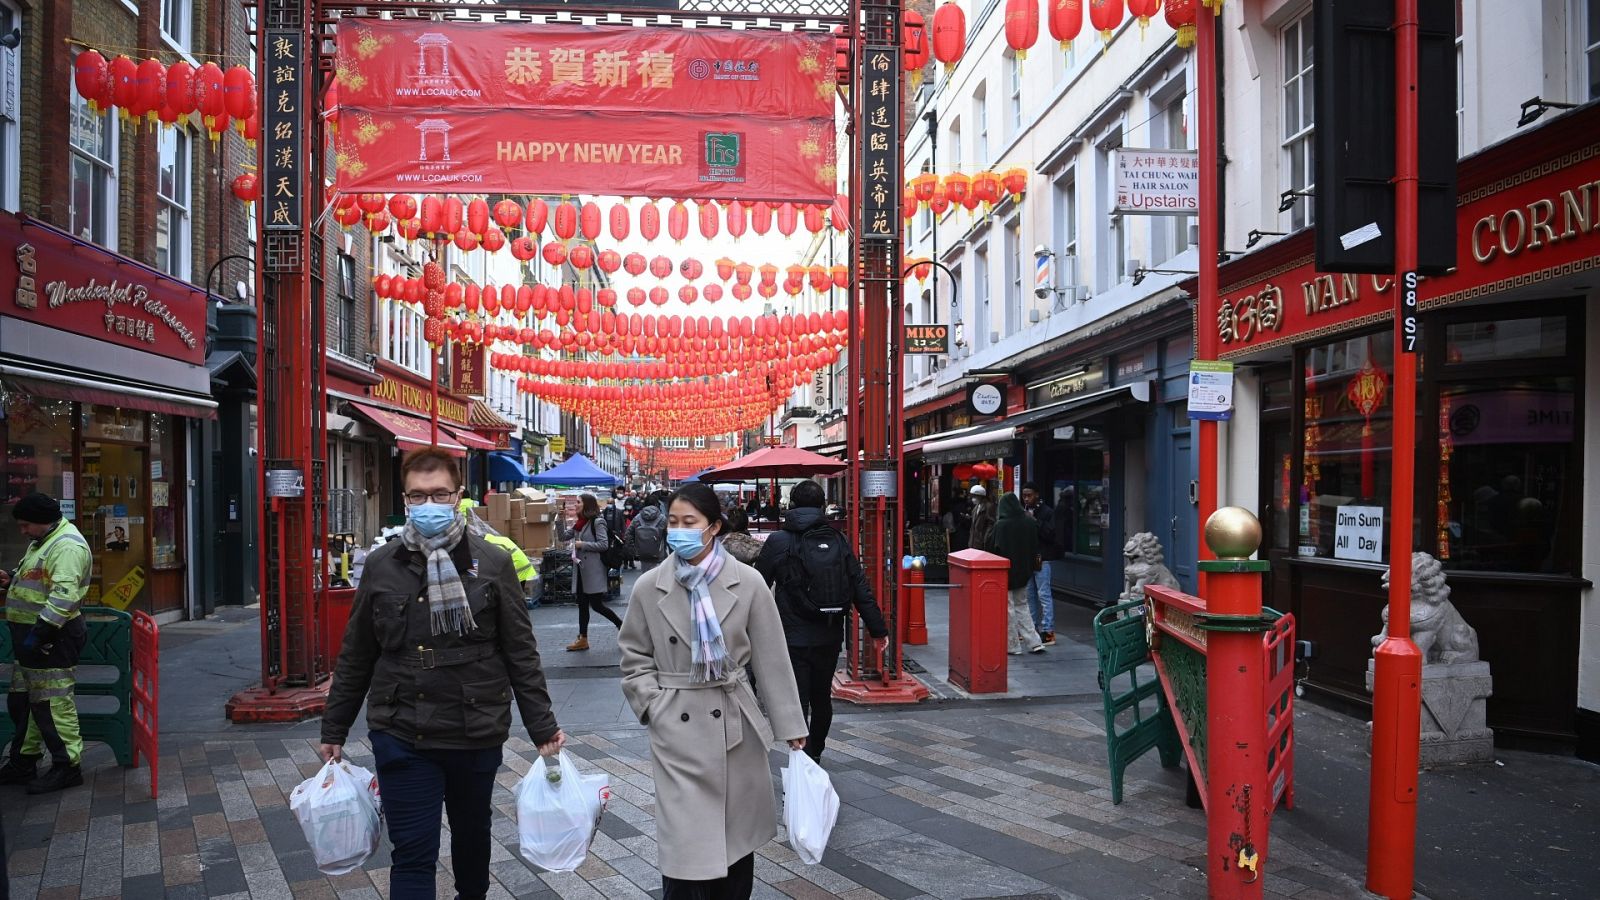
162, 0, 193, 51
0, 0, 19, 212
1053, 171, 1078, 268
69, 72, 117, 248
335, 253, 360, 358
156, 127, 190, 279
974, 245, 991, 351
973, 84, 989, 165
1004, 218, 1023, 332
1584, 0, 1599, 99
1006, 53, 1023, 136
1281, 12, 1315, 230
948, 119, 961, 172
1096, 129, 1126, 292
1151, 82, 1192, 264
382, 295, 430, 375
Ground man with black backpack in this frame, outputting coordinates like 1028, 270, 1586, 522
624, 490, 669, 571
755, 480, 889, 761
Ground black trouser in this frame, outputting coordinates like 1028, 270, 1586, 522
369, 730, 501, 900
661, 852, 754, 900
575, 569, 622, 636
787, 644, 841, 759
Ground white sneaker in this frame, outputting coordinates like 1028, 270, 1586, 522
1029, 644, 1046, 654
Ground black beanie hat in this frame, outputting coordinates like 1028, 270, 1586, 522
13, 494, 61, 525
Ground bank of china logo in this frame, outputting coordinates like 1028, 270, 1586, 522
688, 59, 712, 80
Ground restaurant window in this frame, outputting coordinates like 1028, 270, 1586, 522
1281, 11, 1316, 230
1298, 333, 1393, 561
0, 0, 19, 212
70, 66, 117, 248
1432, 312, 1580, 574
156, 127, 190, 280
1261, 372, 1295, 553
1048, 426, 1110, 558
150, 414, 181, 569
0, 391, 75, 573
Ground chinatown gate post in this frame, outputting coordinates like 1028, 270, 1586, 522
226, 0, 922, 719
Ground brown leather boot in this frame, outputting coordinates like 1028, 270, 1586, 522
566, 635, 589, 652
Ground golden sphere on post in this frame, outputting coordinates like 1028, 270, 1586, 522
1204, 507, 1262, 560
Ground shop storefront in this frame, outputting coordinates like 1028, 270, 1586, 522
1212, 104, 1600, 751
0, 213, 214, 620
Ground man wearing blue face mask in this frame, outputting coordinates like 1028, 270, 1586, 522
322, 448, 564, 900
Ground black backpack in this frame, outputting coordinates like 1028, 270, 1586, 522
773, 526, 849, 619
599, 508, 629, 569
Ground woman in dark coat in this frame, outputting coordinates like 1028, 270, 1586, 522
558, 493, 621, 651
989, 493, 1046, 654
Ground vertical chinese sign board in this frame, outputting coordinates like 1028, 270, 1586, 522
451, 344, 487, 396
263, 30, 303, 233
859, 45, 901, 242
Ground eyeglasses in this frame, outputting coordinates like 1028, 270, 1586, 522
404, 489, 460, 505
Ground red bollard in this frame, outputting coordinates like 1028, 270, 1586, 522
902, 559, 929, 645
1199, 509, 1272, 900
947, 548, 1009, 694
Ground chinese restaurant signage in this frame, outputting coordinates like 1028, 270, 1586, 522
333, 21, 836, 201
264, 30, 304, 232
1112, 148, 1200, 215
858, 45, 901, 240
0, 214, 206, 366
451, 343, 487, 396
1026, 363, 1105, 408
905, 323, 948, 354
371, 368, 469, 425
1216, 140, 1600, 357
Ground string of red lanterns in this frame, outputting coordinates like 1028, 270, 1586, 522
73, 47, 257, 145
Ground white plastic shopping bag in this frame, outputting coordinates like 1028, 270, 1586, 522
289, 759, 383, 876
516, 750, 612, 872
782, 749, 839, 865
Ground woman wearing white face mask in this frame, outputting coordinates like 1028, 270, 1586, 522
617, 483, 807, 899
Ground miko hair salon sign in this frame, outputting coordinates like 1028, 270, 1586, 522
1112, 148, 1200, 215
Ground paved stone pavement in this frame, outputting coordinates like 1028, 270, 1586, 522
1, 696, 1383, 900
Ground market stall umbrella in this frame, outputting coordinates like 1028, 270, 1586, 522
680, 466, 718, 484
699, 446, 847, 482
526, 453, 621, 487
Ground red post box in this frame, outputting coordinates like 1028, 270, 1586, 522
321, 587, 358, 675
948, 548, 1010, 694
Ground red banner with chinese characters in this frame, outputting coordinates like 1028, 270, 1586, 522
334, 109, 836, 201
451, 343, 487, 396
0, 213, 206, 366
1214, 140, 1600, 357
335, 20, 837, 119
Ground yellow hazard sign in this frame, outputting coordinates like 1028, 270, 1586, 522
104, 565, 147, 611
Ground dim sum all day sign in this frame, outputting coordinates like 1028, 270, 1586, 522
1113, 148, 1199, 215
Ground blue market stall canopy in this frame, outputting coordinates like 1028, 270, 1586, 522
487, 450, 533, 485
527, 453, 620, 487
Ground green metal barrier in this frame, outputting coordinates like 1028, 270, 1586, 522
1092, 598, 1182, 804
0, 608, 135, 766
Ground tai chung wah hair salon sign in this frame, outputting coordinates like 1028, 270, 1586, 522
1112, 149, 1199, 215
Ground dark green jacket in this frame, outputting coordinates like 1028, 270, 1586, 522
321, 533, 559, 749
989, 494, 1039, 590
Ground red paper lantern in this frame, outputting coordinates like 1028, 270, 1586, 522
649, 255, 673, 279
493, 199, 522, 229
110, 56, 139, 117
668, 202, 689, 242
732, 284, 753, 301
931, 3, 967, 71
680, 285, 699, 305
627, 287, 647, 307
389, 194, 418, 222
726, 204, 747, 240
194, 61, 225, 125
698, 203, 720, 240
420, 196, 445, 236
74, 50, 112, 114
553, 202, 578, 241
396, 218, 422, 242
466, 198, 490, 238
911, 172, 939, 204
424, 262, 447, 291
1128, 0, 1160, 36
445, 197, 464, 235
942, 172, 971, 207
543, 242, 568, 266
334, 204, 363, 228
134, 58, 167, 122
704, 283, 724, 302
609, 204, 631, 242
751, 202, 773, 235
1165, 0, 1199, 48
1005, 0, 1040, 60
222, 65, 255, 124
1001, 167, 1030, 198
358, 193, 387, 216
775, 203, 799, 237
680, 258, 704, 281
569, 244, 594, 270
624, 253, 647, 276
1089, 0, 1125, 44
803, 204, 824, 234
165, 60, 197, 120
971, 171, 1002, 209
735, 263, 755, 286
231, 173, 260, 203
831, 264, 850, 289
580, 202, 602, 241
598, 249, 622, 274
903, 10, 929, 89
649, 287, 669, 306
454, 230, 480, 253
481, 228, 506, 253
526, 198, 549, 234
366, 212, 392, 236
639, 202, 661, 241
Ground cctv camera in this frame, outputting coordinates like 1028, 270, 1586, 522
1034, 286, 1053, 300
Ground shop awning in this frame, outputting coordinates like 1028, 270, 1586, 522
468, 399, 516, 433
348, 401, 467, 455
443, 425, 497, 452
2, 367, 218, 419
487, 450, 533, 484
1008, 382, 1151, 432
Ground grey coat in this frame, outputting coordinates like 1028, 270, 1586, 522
617, 556, 808, 880
558, 515, 610, 595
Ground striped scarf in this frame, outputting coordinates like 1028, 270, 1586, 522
673, 542, 728, 683
399, 513, 476, 637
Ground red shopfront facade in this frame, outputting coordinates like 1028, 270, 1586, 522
0, 213, 215, 619
1210, 105, 1600, 752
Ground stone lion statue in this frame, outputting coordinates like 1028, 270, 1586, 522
1119, 532, 1181, 603
1374, 552, 1479, 664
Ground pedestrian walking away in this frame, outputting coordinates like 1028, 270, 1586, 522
719, 508, 765, 565
320, 448, 565, 900
559, 493, 623, 651
754, 480, 889, 761
626, 490, 671, 572
0, 493, 92, 795
618, 483, 808, 900
967, 484, 998, 553
990, 492, 1046, 655
1021, 483, 1059, 646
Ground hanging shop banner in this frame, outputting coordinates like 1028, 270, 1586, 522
905, 324, 948, 354
335, 21, 837, 120
858, 45, 901, 241
1, 214, 207, 366
334, 109, 835, 201
264, 30, 305, 232
1112, 148, 1200, 215
451, 343, 487, 397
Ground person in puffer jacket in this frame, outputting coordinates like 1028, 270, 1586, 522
719, 508, 765, 564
